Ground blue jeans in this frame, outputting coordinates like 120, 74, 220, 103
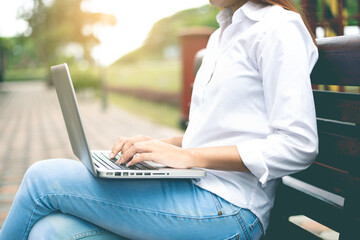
0, 159, 263, 240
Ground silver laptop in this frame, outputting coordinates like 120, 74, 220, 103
51, 63, 206, 179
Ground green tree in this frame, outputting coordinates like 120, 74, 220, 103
143, 5, 219, 54
0, 38, 14, 83
22, 0, 116, 67
116, 5, 219, 63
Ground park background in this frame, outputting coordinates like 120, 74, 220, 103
1, 0, 359, 130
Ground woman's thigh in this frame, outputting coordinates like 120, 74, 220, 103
5, 159, 263, 239
28, 212, 127, 240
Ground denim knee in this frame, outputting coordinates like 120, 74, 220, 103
21, 159, 80, 198
25, 159, 81, 183
28, 213, 126, 240
25, 159, 68, 181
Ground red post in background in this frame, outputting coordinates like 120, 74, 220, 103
179, 27, 213, 129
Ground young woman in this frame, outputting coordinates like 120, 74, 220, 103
0, 0, 318, 239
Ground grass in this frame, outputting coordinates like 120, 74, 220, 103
104, 59, 184, 130
4, 67, 47, 81
105, 60, 181, 93
109, 93, 183, 130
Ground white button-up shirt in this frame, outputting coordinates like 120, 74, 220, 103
182, 1, 319, 231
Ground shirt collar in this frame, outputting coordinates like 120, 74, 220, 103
235, 1, 271, 23
216, 1, 271, 27
216, 7, 233, 28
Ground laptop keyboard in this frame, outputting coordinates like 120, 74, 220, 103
92, 152, 158, 170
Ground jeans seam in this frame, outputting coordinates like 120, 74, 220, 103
37, 193, 236, 220
216, 195, 223, 209
66, 229, 107, 240
248, 214, 264, 235
23, 195, 48, 240
235, 212, 251, 240
210, 193, 221, 215
24, 193, 248, 239
249, 218, 257, 230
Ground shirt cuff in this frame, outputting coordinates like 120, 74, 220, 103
236, 140, 269, 187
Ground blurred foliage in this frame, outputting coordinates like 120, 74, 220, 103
106, 60, 180, 93
0, 38, 14, 56
0, 37, 14, 82
109, 93, 182, 130
0, 0, 116, 85
317, 0, 359, 25
4, 36, 38, 68
4, 61, 101, 91
114, 5, 219, 64
21, 0, 116, 67
4, 67, 47, 81
345, 0, 359, 25
68, 64, 101, 90
0, 0, 116, 83
2, 0, 359, 84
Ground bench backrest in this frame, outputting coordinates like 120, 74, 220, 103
265, 35, 360, 240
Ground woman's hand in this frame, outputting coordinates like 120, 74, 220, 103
109, 135, 249, 172
109, 135, 154, 159
117, 139, 191, 169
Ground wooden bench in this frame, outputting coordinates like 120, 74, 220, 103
192, 35, 360, 239
264, 35, 360, 240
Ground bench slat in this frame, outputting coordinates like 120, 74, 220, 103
276, 174, 360, 239
266, 213, 322, 240
264, 35, 360, 240
316, 130, 360, 175
341, 175, 360, 240
314, 90, 360, 123
317, 119, 359, 139
291, 163, 351, 197
311, 36, 360, 86
282, 176, 344, 208
276, 181, 346, 234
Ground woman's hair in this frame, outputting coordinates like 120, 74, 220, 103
253, 0, 317, 45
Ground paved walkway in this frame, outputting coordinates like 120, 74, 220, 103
0, 81, 183, 228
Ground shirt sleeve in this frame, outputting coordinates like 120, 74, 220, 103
237, 16, 319, 187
